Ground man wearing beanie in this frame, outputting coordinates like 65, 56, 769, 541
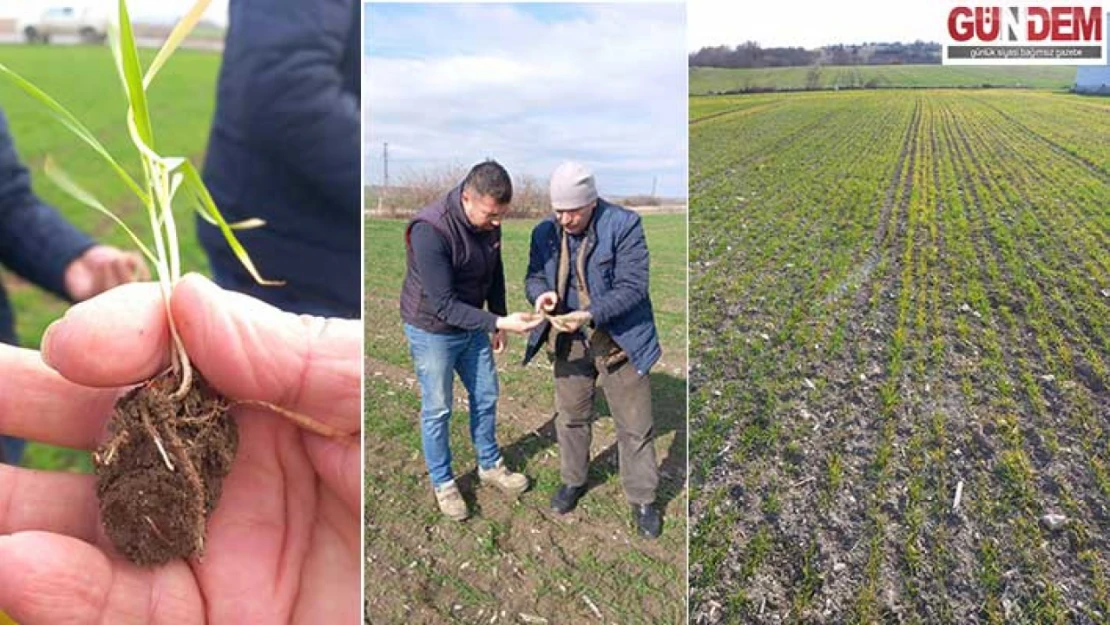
400, 160, 544, 521
523, 161, 664, 538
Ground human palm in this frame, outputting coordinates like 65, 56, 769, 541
0, 275, 360, 624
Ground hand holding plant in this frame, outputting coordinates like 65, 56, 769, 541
0, 0, 346, 566
496, 311, 544, 334
548, 310, 592, 334
0, 275, 360, 623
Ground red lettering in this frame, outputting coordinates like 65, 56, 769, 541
978, 7, 1000, 41
949, 7, 976, 41
1028, 7, 1103, 42
952, 6, 1102, 44
1028, 6, 1051, 40
1053, 7, 1076, 40
1075, 6, 1103, 41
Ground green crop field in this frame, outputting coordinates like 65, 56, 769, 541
0, 46, 221, 470
365, 214, 688, 623
690, 90, 1110, 623
690, 65, 1078, 95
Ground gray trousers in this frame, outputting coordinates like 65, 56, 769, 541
553, 335, 658, 505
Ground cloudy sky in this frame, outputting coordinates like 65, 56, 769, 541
365, 2, 687, 198
689, 0, 947, 50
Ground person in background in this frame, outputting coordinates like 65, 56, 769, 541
201, 0, 360, 318
524, 161, 664, 538
0, 106, 146, 466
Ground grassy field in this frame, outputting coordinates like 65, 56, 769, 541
690, 90, 1110, 623
0, 46, 221, 470
365, 214, 688, 623
689, 65, 1078, 95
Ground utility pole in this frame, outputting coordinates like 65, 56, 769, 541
377, 142, 389, 214
651, 175, 658, 198
383, 142, 389, 190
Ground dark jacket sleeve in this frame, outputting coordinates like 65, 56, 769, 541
589, 213, 650, 327
0, 109, 94, 299
486, 253, 507, 317
232, 0, 359, 215
524, 222, 554, 305
410, 223, 499, 333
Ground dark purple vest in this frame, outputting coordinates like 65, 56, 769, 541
399, 185, 502, 333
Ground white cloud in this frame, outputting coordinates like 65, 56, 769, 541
365, 3, 687, 197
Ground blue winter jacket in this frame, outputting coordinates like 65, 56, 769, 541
523, 200, 662, 376
0, 108, 94, 346
200, 0, 360, 318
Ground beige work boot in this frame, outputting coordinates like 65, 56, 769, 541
478, 460, 530, 496
434, 480, 468, 521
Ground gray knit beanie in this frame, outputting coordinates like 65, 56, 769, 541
549, 161, 598, 210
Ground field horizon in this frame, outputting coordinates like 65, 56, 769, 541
690, 64, 1079, 95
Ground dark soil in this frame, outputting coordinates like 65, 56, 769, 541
94, 369, 236, 566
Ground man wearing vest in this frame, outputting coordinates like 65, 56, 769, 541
400, 161, 544, 521
523, 162, 664, 538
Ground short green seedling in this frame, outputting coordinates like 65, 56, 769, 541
1, 0, 271, 396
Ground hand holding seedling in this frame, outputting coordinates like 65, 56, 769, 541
1, 0, 287, 568
531, 293, 593, 333
496, 311, 544, 334
64, 244, 149, 301
0, 274, 360, 623
548, 310, 592, 334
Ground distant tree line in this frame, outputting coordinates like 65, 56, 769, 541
690, 41, 941, 68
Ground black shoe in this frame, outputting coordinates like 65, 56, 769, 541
550, 484, 588, 514
632, 503, 662, 538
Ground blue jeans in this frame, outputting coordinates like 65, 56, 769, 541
403, 324, 502, 488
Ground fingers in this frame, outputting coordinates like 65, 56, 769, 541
171, 274, 361, 432
535, 292, 558, 313
41, 282, 170, 387
505, 312, 543, 334
0, 532, 202, 625
130, 253, 151, 281
0, 344, 121, 449
110, 255, 131, 286
111, 252, 147, 285
40, 273, 360, 432
303, 434, 361, 516
191, 412, 314, 622
0, 465, 99, 541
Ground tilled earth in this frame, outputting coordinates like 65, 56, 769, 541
689, 90, 1110, 624
364, 358, 687, 624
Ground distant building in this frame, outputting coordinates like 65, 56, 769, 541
1076, 66, 1110, 94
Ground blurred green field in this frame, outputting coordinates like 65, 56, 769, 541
690, 64, 1077, 95
0, 45, 222, 470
